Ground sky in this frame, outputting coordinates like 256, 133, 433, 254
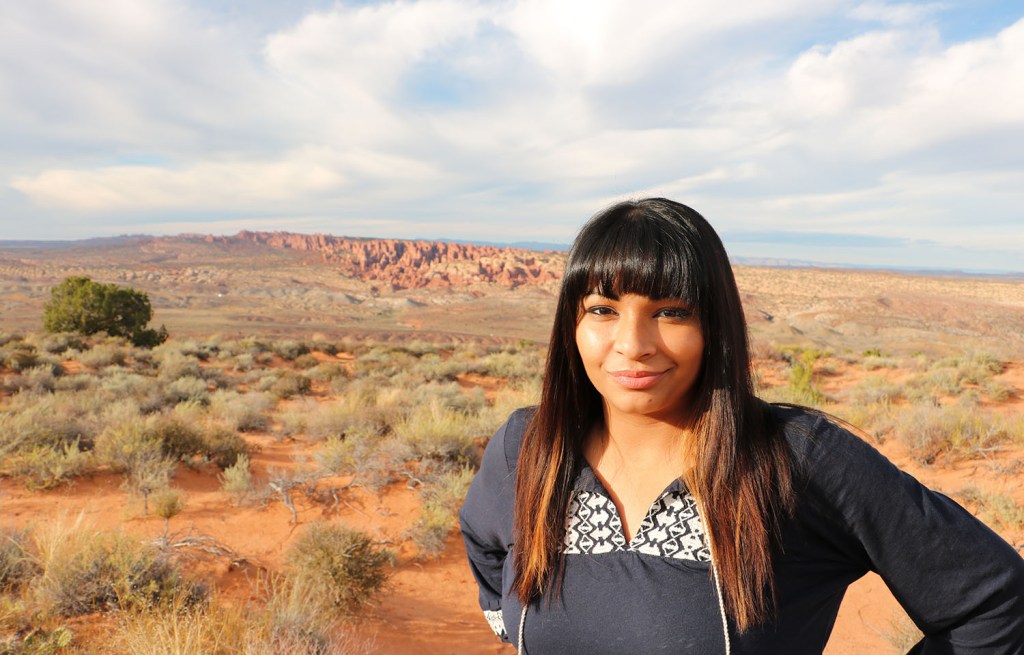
1, 0, 1022, 272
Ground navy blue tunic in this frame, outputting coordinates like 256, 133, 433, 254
460, 406, 1024, 654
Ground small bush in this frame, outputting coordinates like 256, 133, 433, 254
35, 530, 203, 617
895, 405, 1009, 464
4, 348, 39, 372
201, 426, 250, 469
153, 347, 201, 379
77, 342, 129, 369
95, 417, 164, 474
862, 355, 899, 371
114, 578, 367, 655
0, 528, 37, 592
958, 486, 1024, 530
412, 467, 474, 557
219, 454, 253, 505
286, 523, 390, 615
395, 400, 477, 462
208, 390, 273, 432
845, 376, 903, 406
273, 340, 309, 361
165, 376, 210, 406
269, 372, 312, 400
9, 440, 92, 490
149, 417, 206, 461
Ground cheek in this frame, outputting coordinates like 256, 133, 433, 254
574, 325, 603, 370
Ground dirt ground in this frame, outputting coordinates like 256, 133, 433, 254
2, 357, 1022, 654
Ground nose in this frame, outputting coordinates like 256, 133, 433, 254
613, 312, 656, 360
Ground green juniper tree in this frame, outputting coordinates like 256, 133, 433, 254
42, 276, 168, 347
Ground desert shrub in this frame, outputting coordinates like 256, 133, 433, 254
2, 365, 59, 394
394, 400, 477, 462
412, 467, 474, 558
286, 523, 390, 615
301, 398, 376, 442
269, 372, 312, 399
983, 380, 1013, 402
154, 350, 202, 382
895, 405, 1009, 464
34, 332, 86, 355
836, 403, 896, 444
164, 376, 210, 406
862, 355, 899, 370
408, 381, 486, 414
0, 332, 25, 348
114, 578, 366, 655
0, 392, 98, 456
168, 338, 217, 362
219, 454, 253, 505
229, 352, 255, 372
8, 440, 92, 490
273, 340, 309, 361
958, 486, 1024, 530
125, 455, 176, 515
911, 368, 962, 396
409, 353, 464, 382
52, 374, 93, 392
77, 342, 128, 368
309, 336, 339, 356
200, 426, 250, 469
148, 416, 206, 461
197, 365, 230, 391
34, 528, 203, 617
305, 363, 349, 385
0, 528, 37, 592
94, 417, 164, 474
151, 488, 185, 537
845, 376, 904, 406
312, 428, 412, 492
925, 352, 1004, 393
208, 390, 273, 432
4, 348, 39, 372
292, 354, 320, 370
471, 348, 543, 382
0, 623, 75, 654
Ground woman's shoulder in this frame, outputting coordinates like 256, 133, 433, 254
767, 403, 881, 476
491, 405, 537, 470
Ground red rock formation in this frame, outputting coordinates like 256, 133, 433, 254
202, 232, 564, 290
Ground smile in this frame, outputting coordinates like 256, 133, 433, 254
608, 369, 666, 390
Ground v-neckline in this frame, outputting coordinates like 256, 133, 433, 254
575, 463, 686, 546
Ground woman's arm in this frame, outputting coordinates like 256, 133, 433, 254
459, 408, 530, 642
795, 413, 1024, 654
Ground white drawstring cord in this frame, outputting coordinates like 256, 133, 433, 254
517, 604, 528, 654
711, 562, 732, 655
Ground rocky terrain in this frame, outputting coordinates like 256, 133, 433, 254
200, 232, 563, 290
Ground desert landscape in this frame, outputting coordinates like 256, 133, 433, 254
1, 234, 1023, 654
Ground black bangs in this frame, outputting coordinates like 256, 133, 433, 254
564, 202, 705, 310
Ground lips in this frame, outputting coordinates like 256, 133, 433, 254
608, 369, 665, 390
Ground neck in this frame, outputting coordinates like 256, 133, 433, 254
586, 408, 692, 473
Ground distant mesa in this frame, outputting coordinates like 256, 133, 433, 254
197, 231, 564, 290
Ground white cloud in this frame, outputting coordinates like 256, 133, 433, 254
849, 1, 947, 26
1, 0, 1022, 269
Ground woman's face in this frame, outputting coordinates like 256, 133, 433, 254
575, 293, 704, 426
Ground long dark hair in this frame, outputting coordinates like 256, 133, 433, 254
512, 198, 794, 630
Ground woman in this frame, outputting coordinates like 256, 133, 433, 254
460, 198, 1024, 654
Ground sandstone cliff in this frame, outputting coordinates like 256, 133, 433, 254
202, 232, 564, 290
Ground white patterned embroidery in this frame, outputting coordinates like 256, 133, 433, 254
564, 489, 710, 561
631, 491, 711, 561
484, 609, 507, 639
564, 490, 628, 554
